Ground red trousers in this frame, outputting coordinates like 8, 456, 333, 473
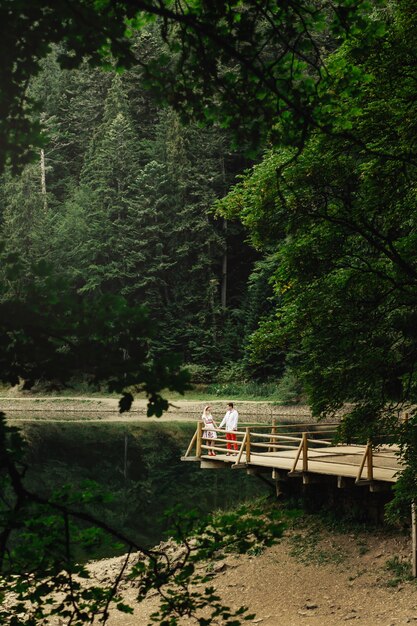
226, 432, 238, 451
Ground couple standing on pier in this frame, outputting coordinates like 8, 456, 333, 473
201, 402, 239, 456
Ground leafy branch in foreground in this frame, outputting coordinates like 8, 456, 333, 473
0, 255, 190, 414
0, 416, 284, 625
0, 0, 389, 168
214, 0, 417, 516
133, 504, 284, 625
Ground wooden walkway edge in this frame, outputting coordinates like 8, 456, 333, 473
181, 421, 402, 487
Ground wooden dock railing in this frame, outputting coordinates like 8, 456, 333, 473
182, 421, 340, 465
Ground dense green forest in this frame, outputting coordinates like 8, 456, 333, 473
3, 0, 417, 418
2, 1, 417, 624
3, 1, 417, 422
0, 40, 283, 388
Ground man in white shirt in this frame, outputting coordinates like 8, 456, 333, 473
219, 402, 239, 454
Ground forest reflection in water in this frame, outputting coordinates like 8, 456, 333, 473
14, 418, 269, 557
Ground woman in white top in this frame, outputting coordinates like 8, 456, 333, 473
201, 405, 217, 456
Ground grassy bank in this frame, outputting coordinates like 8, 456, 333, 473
1, 383, 301, 404
0, 369, 304, 403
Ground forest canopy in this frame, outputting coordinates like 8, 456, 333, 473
1, 0, 416, 417
0, 0, 416, 409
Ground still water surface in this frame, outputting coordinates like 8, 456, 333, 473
16, 417, 269, 557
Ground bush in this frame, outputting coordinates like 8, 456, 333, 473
184, 363, 216, 384
205, 380, 280, 399
216, 361, 248, 384
202, 368, 304, 402
275, 369, 304, 404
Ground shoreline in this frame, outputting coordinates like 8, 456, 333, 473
0, 396, 318, 423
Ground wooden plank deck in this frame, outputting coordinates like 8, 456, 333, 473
182, 422, 402, 485
200, 448, 400, 482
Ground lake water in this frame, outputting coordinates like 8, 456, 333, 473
15, 419, 269, 557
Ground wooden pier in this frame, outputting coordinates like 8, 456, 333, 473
181, 419, 417, 573
181, 421, 402, 489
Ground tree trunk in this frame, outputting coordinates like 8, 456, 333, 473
221, 219, 227, 309
220, 155, 227, 309
40, 149, 47, 211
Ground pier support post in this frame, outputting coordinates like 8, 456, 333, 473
196, 421, 203, 458
412, 501, 417, 578
302, 432, 308, 472
246, 427, 251, 463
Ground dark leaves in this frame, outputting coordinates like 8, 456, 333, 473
119, 391, 134, 414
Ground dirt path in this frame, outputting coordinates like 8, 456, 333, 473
88, 524, 417, 626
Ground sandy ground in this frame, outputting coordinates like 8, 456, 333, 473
87, 523, 417, 626
0, 395, 315, 423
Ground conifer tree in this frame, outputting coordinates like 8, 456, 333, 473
73, 75, 142, 295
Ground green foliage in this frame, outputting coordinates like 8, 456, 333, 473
1, 53, 256, 371
0, 1, 385, 167
385, 556, 414, 587
1, 0, 395, 386
204, 380, 282, 400
211, 0, 417, 510
216, 361, 248, 384
386, 414, 417, 523
274, 370, 304, 405
218, 3, 417, 417
2, 0, 417, 621
185, 363, 217, 385
0, 257, 189, 407
0, 1, 138, 170
130, 500, 284, 625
